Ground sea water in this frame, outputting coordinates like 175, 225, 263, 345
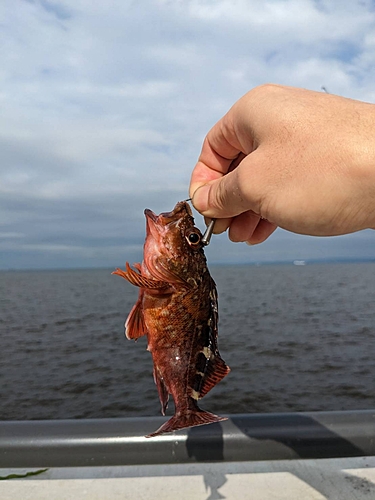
1, 263, 374, 420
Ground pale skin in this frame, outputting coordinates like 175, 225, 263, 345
189, 84, 375, 245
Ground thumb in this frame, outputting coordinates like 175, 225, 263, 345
192, 165, 258, 219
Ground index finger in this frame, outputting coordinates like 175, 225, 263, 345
189, 114, 244, 198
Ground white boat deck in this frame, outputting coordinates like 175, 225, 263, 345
2, 457, 375, 499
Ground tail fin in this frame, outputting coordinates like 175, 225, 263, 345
146, 409, 227, 438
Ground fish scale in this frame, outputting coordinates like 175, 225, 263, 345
113, 201, 230, 437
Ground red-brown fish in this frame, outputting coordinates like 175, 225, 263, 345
113, 201, 230, 437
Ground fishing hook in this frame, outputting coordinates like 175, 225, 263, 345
184, 198, 215, 246
201, 219, 216, 246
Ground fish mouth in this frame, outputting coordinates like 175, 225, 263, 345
144, 208, 158, 223
159, 201, 192, 220
144, 209, 160, 241
144, 201, 192, 233
143, 201, 195, 283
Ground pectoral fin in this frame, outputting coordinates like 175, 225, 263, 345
112, 262, 169, 290
125, 290, 147, 340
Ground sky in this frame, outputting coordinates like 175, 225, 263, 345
1, 0, 375, 270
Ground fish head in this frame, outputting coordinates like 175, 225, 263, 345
143, 201, 207, 286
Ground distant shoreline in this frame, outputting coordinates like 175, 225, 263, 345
2, 258, 375, 273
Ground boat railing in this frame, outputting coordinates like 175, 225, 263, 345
1, 410, 374, 468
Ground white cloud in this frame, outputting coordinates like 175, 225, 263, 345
1, 0, 375, 268
0, 232, 24, 239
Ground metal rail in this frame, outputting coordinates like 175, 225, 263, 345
0, 410, 374, 468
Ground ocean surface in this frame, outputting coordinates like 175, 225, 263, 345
1, 263, 374, 421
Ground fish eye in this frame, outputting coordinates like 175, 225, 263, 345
186, 230, 201, 246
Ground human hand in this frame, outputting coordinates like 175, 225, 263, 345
189, 84, 375, 244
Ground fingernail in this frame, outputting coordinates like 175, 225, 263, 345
192, 184, 210, 213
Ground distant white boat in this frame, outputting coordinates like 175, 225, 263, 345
293, 260, 306, 266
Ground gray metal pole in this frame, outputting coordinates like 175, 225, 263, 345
0, 411, 374, 468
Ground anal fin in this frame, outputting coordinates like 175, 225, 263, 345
153, 366, 169, 415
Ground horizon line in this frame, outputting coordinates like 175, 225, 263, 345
1, 256, 375, 273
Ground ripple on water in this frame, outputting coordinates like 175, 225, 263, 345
1, 263, 375, 420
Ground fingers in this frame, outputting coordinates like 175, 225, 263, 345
189, 107, 251, 199
191, 150, 278, 243
247, 219, 278, 245
190, 157, 225, 200
228, 211, 263, 242
189, 87, 277, 244
203, 216, 232, 235
191, 156, 262, 219
228, 211, 278, 244
202, 211, 277, 243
